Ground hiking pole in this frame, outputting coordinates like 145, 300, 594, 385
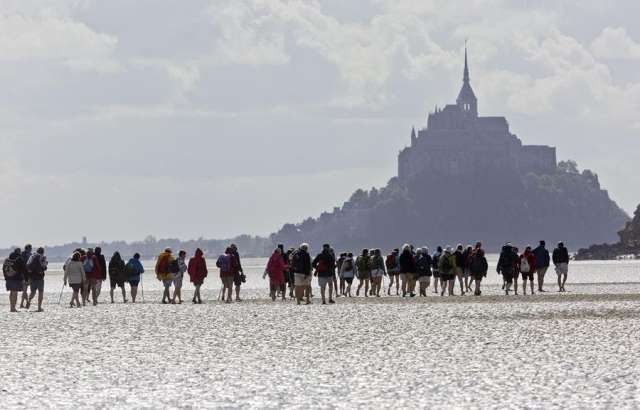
57, 282, 65, 305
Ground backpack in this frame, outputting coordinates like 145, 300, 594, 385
440, 255, 452, 272
216, 254, 231, 272
520, 256, 531, 273
125, 261, 138, 278
356, 256, 369, 272
385, 254, 396, 270
470, 254, 485, 273
316, 258, 328, 273
3, 258, 17, 278
290, 250, 304, 273
83, 258, 94, 273
343, 258, 353, 271
168, 259, 180, 274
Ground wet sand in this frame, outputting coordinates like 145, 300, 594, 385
2, 279, 640, 409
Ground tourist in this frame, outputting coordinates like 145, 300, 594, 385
265, 247, 287, 301
155, 248, 174, 304
438, 247, 456, 296
462, 245, 473, 293
386, 249, 400, 296
20, 244, 33, 309
108, 251, 127, 303
520, 246, 536, 295
3, 249, 25, 312
469, 248, 488, 296
416, 247, 432, 296
533, 240, 550, 292
497, 244, 516, 295
84, 248, 103, 305
399, 244, 417, 297
369, 249, 386, 297
355, 249, 371, 297
454, 244, 466, 296
172, 250, 188, 304
126, 253, 145, 303
187, 248, 207, 304
336, 252, 346, 296
94, 247, 107, 300
229, 244, 245, 302
552, 242, 570, 292
467, 242, 482, 291
286, 247, 296, 298
312, 244, 336, 304
217, 247, 239, 303
290, 243, 312, 305
339, 252, 355, 297
64, 252, 86, 308
277, 244, 290, 298
26, 247, 47, 312
432, 246, 443, 294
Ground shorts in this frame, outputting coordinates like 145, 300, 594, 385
221, 276, 234, 287
555, 263, 568, 275
70, 283, 82, 292
371, 269, 384, 278
521, 271, 534, 281
110, 277, 125, 289
318, 276, 332, 288
472, 272, 484, 281
344, 277, 353, 284
5, 278, 23, 292
418, 276, 430, 283
162, 279, 173, 288
537, 267, 548, 276
30, 278, 44, 293
128, 278, 140, 287
455, 267, 464, 278
441, 273, 454, 281
503, 273, 513, 284
432, 270, 440, 278
294, 273, 311, 287
173, 275, 184, 289
358, 271, 371, 280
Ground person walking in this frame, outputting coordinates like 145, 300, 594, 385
64, 252, 86, 308
533, 240, 550, 292
431, 246, 443, 294
171, 250, 188, 304
187, 248, 208, 304
454, 244, 466, 296
552, 242, 570, 292
416, 247, 432, 296
462, 245, 473, 293
3, 249, 25, 312
94, 247, 107, 300
125, 253, 145, 303
385, 249, 400, 296
155, 248, 174, 304
355, 249, 371, 297
519, 246, 537, 295
512, 246, 521, 295
497, 244, 517, 295
438, 247, 456, 296
336, 252, 346, 296
265, 247, 287, 301
399, 245, 417, 297
229, 244, 245, 302
108, 251, 127, 303
277, 244, 290, 298
469, 248, 488, 296
84, 248, 103, 305
289, 243, 312, 305
217, 247, 239, 303
26, 247, 47, 312
312, 244, 337, 304
339, 252, 355, 297
369, 249, 386, 297
19, 244, 33, 309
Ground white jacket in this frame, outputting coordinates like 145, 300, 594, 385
64, 260, 86, 285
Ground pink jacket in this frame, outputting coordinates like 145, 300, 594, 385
266, 252, 286, 283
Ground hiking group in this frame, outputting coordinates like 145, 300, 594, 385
261, 240, 569, 304
2, 240, 571, 311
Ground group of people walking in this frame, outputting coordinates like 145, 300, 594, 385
2, 240, 571, 312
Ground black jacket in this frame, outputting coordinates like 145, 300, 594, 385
552, 247, 569, 264
399, 250, 416, 273
292, 249, 312, 275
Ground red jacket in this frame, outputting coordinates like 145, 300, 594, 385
187, 249, 208, 283
266, 251, 286, 283
86, 255, 102, 280
519, 252, 537, 274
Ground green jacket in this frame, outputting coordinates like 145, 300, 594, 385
438, 253, 457, 275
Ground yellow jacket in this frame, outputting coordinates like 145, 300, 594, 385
155, 252, 174, 281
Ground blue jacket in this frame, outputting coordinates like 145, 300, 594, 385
127, 258, 145, 280
533, 246, 550, 268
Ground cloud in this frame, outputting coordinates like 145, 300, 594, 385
590, 27, 640, 60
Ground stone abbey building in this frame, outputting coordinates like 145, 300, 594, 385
398, 48, 557, 181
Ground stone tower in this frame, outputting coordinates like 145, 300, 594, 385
456, 46, 478, 118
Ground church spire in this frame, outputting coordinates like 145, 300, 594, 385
411, 127, 417, 146
463, 41, 470, 84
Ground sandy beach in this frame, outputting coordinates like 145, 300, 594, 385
1, 260, 640, 409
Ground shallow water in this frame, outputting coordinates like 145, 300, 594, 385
1, 259, 640, 409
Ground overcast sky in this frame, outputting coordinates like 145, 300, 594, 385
0, 0, 639, 247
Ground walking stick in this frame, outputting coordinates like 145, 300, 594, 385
57, 282, 65, 305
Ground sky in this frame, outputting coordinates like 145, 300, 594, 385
0, 0, 639, 247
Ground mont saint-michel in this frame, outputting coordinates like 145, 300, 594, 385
271, 50, 628, 251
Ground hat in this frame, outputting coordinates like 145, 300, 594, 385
445, 246, 452, 253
